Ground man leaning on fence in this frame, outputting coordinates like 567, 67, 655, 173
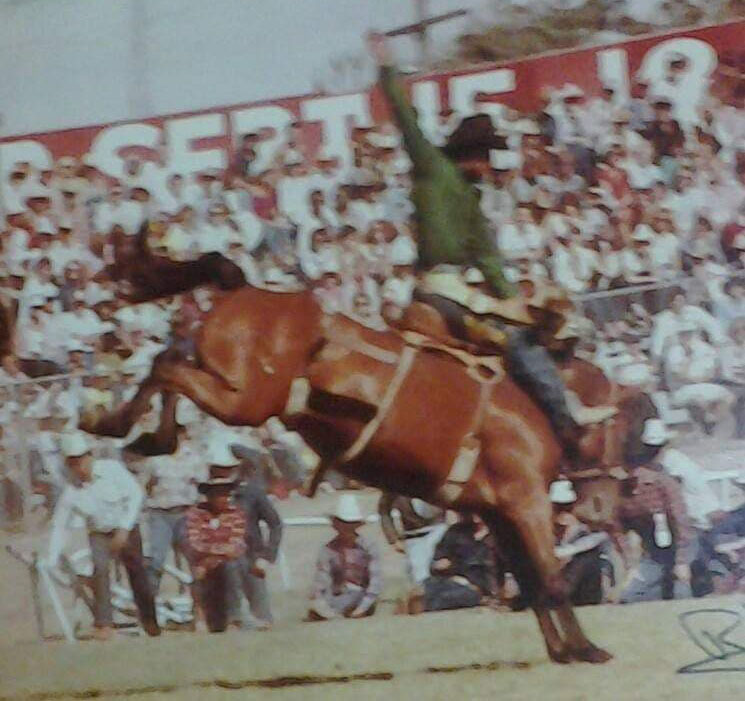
45, 432, 160, 640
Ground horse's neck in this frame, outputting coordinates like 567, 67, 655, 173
559, 357, 614, 406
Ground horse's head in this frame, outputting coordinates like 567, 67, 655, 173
523, 282, 581, 353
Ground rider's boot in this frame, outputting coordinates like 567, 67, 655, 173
503, 328, 616, 466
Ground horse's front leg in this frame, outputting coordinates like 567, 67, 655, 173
125, 391, 180, 456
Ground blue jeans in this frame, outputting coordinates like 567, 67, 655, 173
145, 507, 188, 595
226, 555, 273, 626
620, 549, 691, 603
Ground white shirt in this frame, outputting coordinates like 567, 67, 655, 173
498, 222, 544, 260
659, 448, 720, 529
649, 232, 681, 276
196, 222, 238, 255
651, 306, 726, 358
94, 200, 145, 235
666, 337, 719, 385
144, 450, 207, 510
47, 460, 144, 566
622, 160, 663, 190
381, 275, 415, 308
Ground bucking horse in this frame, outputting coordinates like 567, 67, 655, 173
81, 234, 658, 663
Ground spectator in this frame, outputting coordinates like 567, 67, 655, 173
550, 479, 609, 606
45, 432, 160, 640
406, 513, 497, 614
183, 450, 247, 634
378, 493, 447, 585
132, 442, 206, 596
664, 325, 735, 432
227, 442, 284, 630
618, 452, 697, 603
307, 494, 381, 621
720, 318, 745, 438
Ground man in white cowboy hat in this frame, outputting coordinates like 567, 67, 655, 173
46, 432, 160, 639
307, 494, 381, 621
550, 479, 610, 605
638, 419, 721, 532
183, 443, 247, 633
617, 427, 697, 604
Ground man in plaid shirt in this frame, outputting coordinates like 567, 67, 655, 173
618, 457, 696, 603
184, 449, 247, 632
307, 494, 381, 621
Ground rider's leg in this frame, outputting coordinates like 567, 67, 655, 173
503, 327, 580, 447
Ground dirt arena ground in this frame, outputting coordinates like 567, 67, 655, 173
2, 490, 744, 700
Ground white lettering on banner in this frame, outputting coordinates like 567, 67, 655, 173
448, 69, 516, 122
0, 140, 53, 210
301, 93, 372, 170
412, 81, 442, 141
597, 47, 631, 100
88, 123, 161, 179
165, 113, 227, 177
637, 38, 717, 127
230, 104, 295, 173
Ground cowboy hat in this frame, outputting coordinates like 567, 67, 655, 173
641, 419, 676, 446
549, 479, 577, 505
60, 432, 92, 458
198, 463, 239, 494
207, 442, 242, 468
331, 494, 364, 523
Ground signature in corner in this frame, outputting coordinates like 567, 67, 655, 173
677, 605, 745, 674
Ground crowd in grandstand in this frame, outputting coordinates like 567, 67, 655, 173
1, 47, 744, 634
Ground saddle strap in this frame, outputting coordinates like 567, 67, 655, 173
436, 371, 501, 505
341, 345, 418, 464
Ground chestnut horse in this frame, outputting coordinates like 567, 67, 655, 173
84, 285, 612, 664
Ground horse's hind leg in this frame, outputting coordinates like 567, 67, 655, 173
489, 512, 570, 664
504, 492, 612, 664
125, 391, 180, 456
555, 603, 612, 663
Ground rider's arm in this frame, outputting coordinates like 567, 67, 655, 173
378, 65, 438, 177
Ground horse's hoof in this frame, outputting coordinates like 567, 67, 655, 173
571, 645, 613, 664
125, 432, 177, 456
547, 647, 572, 664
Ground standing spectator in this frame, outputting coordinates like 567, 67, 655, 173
228, 442, 283, 629
183, 451, 247, 633
378, 492, 447, 585
307, 494, 381, 621
45, 432, 160, 640
618, 456, 697, 603
136, 443, 206, 595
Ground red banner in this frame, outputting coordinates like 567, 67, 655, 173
1, 20, 742, 181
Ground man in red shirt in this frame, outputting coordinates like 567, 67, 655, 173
184, 447, 247, 633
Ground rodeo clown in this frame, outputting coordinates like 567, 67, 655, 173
367, 33, 616, 466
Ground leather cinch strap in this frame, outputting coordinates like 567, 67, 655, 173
340, 345, 417, 463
